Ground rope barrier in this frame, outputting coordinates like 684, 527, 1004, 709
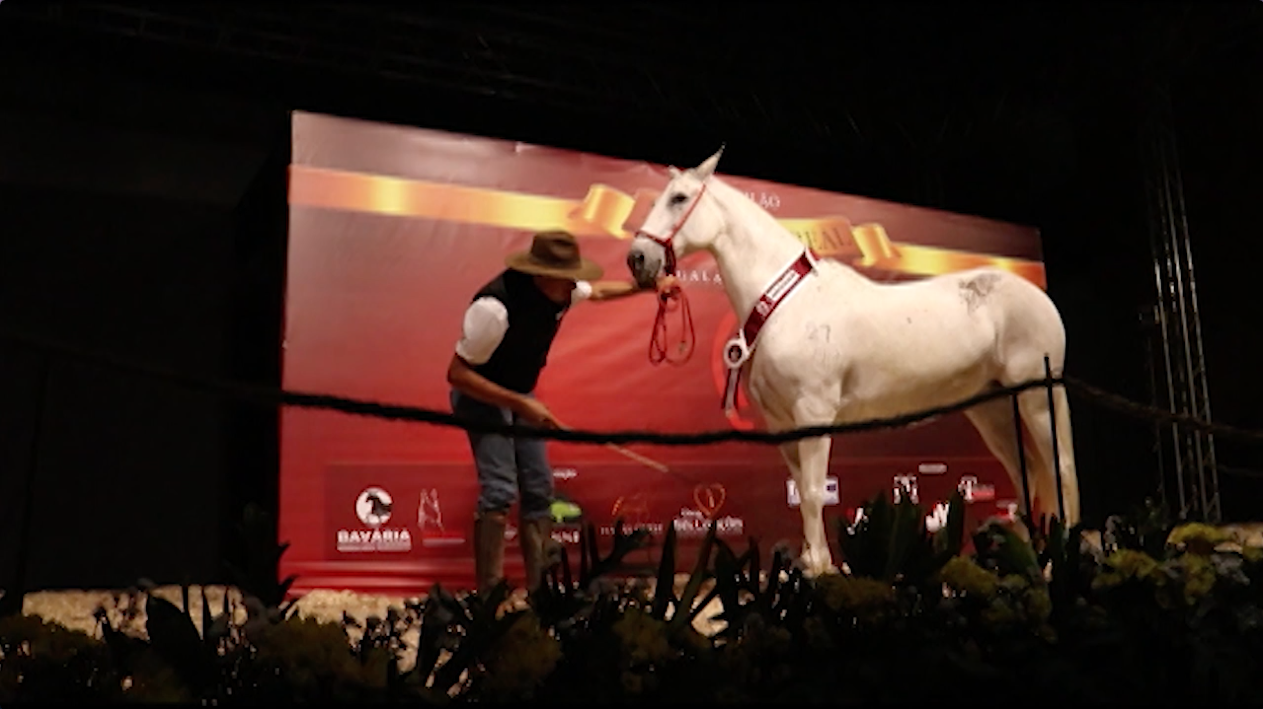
1217, 464, 1263, 480
2, 325, 1262, 448
1052, 376, 1263, 444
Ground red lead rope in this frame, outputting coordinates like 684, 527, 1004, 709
648, 288, 695, 365
638, 178, 706, 367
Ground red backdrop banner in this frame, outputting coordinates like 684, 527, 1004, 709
280, 111, 1046, 596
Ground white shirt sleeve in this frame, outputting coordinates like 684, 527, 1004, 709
571, 280, 593, 305
454, 297, 509, 365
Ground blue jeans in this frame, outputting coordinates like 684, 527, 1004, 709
450, 389, 555, 521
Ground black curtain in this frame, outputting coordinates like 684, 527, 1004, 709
0, 182, 232, 589
0, 50, 279, 590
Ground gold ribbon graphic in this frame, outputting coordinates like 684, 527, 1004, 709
289, 165, 1045, 288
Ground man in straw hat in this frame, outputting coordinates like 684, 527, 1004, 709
447, 229, 676, 597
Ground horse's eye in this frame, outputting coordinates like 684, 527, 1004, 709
669, 192, 688, 206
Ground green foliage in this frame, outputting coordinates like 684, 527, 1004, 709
9, 498, 1263, 703
710, 533, 809, 644
1103, 497, 1180, 559
0, 613, 124, 703
224, 503, 299, 621
837, 489, 967, 587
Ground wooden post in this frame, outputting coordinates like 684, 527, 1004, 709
1044, 355, 1066, 522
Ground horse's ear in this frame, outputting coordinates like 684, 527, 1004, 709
694, 145, 724, 180
667, 166, 682, 178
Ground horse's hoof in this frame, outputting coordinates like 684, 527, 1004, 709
795, 557, 838, 579
808, 564, 840, 579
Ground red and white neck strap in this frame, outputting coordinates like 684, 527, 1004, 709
722, 248, 819, 413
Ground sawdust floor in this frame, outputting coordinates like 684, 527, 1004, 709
19, 575, 725, 672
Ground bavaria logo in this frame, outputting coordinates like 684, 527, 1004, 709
356, 487, 393, 527
337, 486, 411, 553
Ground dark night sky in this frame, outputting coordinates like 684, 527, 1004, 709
1, 1, 1261, 587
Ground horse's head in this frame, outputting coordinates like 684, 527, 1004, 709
626, 147, 726, 288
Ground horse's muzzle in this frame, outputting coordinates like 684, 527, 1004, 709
625, 245, 658, 289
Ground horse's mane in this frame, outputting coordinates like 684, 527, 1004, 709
706, 176, 803, 250
704, 175, 865, 283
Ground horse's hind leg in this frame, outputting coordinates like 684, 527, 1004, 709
1016, 386, 1081, 526
964, 399, 1045, 540
964, 397, 1036, 520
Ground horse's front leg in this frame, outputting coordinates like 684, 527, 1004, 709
782, 434, 836, 577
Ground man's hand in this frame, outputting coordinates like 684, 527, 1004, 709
518, 397, 564, 429
655, 275, 680, 298
588, 277, 681, 302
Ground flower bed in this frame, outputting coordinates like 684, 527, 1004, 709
4, 495, 1263, 703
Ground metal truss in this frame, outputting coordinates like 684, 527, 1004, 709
1139, 82, 1221, 524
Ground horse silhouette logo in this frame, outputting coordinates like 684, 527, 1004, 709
417, 489, 445, 534
355, 487, 394, 527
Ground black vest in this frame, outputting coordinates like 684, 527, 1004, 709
470, 269, 570, 394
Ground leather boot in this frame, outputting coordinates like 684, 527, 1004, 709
521, 516, 557, 592
473, 510, 508, 597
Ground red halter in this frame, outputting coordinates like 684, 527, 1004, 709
634, 180, 709, 366
633, 181, 709, 278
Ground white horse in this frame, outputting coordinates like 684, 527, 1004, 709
625, 148, 1078, 576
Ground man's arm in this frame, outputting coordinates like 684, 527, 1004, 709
447, 354, 527, 412
587, 281, 644, 301
447, 297, 561, 427
585, 276, 678, 302
447, 355, 562, 429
